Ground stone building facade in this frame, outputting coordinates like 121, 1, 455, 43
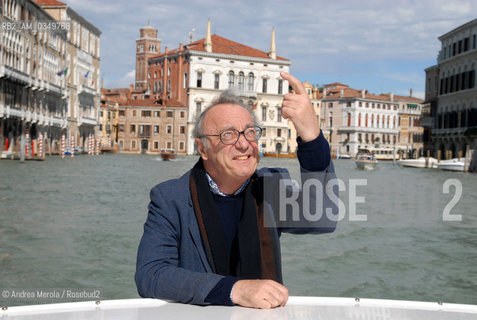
116, 99, 187, 154
393, 93, 424, 158
138, 21, 292, 155
425, 19, 477, 166
37, 0, 101, 153
421, 65, 439, 156
1, 0, 68, 157
99, 87, 129, 151
320, 83, 401, 157
0, 0, 101, 159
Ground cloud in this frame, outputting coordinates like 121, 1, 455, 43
66, 0, 477, 96
104, 70, 135, 89
66, 0, 123, 14
384, 72, 426, 86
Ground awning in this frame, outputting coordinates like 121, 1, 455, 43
407, 104, 418, 108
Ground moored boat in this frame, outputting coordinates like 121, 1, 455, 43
1, 150, 12, 159
436, 157, 465, 172
64, 147, 83, 155
338, 154, 352, 159
398, 157, 438, 168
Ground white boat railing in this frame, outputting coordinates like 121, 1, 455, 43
3, 297, 477, 319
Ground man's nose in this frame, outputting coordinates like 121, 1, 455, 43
235, 132, 249, 149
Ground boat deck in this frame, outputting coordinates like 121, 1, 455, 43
3, 297, 477, 319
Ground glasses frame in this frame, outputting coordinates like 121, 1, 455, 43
201, 126, 263, 145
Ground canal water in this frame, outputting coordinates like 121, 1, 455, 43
1, 155, 476, 306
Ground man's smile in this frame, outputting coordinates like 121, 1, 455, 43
233, 154, 252, 160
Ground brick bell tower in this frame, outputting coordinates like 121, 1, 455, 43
135, 21, 161, 92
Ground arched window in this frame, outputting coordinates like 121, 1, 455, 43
228, 71, 234, 88
238, 72, 244, 91
358, 113, 361, 127
365, 114, 368, 127
248, 72, 254, 91
347, 113, 351, 126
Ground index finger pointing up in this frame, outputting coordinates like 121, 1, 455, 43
280, 72, 306, 95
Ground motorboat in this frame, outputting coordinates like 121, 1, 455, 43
398, 157, 438, 168
436, 158, 465, 172
3, 297, 477, 319
160, 149, 176, 160
354, 149, 378, 170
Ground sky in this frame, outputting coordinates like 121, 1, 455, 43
66, 0, 477, 100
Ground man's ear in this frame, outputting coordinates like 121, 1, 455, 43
195, 138, 208, 160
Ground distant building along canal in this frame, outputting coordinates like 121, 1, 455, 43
423, 18, 477, 171
0, 0, 101, 160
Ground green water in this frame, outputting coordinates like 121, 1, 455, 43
1, 155, 476, 306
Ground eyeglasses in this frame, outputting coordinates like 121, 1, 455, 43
201, 126, 262, 145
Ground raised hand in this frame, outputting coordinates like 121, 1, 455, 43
280, 72, 320, 142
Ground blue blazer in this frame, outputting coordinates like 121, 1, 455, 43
135, 163, 337, 305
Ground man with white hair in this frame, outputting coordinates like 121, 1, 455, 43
136, 72, 337, 309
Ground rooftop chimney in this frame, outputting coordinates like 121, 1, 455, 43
390, 93, 394, 102
269, 28, 276, 59
409, 88, 413, 97
340, 88, 344, 98
361, 89, 365, 98
205, 19, 212, 53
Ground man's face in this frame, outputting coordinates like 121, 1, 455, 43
196, 103, 260, 193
